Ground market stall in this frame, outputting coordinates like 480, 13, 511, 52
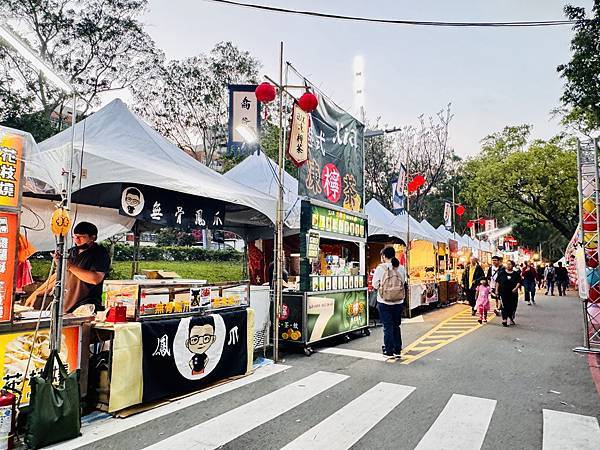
20, 101, 284, 412
0, 126, 93, 410
277, 93, 369, 355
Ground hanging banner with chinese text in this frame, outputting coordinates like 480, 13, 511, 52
299, 94, 364, 212
391, 164, 407, 214
287, 104, 310, 167
444, 202, 452, 230
0, 212, 17, 322
0, 133, 23, 209
227, 84, 261, 156
140, 310, 249, 403
119, 184, 226, 230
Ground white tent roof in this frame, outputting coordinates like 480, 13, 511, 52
224, 152, 299, 229
22, 197, 134, 252
390, 210, 436, 243
365, 199, 432, 242
26, 99, 278, 227
419, 220, 448, 244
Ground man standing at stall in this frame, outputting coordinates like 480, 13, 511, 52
26, 221, 111, 312
462, 256, 485, 315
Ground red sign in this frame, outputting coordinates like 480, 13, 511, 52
0, 212, 17, 322
321, 163, 342, 203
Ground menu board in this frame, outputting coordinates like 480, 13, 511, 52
307, 231, 320, 260
0, 133, 23, 209
310, 204, 365, 238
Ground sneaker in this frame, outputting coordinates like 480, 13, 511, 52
510, 319, 516, 325
527, 302, 531, 305
471, 309, 476, 316
532, 300, 536, 305
477, 319, 482, 324
502, 321, 508, 327
484, 319, 488, 323
393, 353, 402, 360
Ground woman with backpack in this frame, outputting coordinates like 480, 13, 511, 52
372, 246, 407, 359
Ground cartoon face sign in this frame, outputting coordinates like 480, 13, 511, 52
173, 315, 225, 380
186, 323, 216, 375
121, 187, 144, 216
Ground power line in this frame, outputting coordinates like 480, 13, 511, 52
203, 0, 579, 28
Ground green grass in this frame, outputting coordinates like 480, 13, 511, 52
30, 260, 244, 284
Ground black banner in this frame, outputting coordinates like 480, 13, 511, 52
119, 184, 226, 230
141, 310, 248, 403
299, 95, 364, 212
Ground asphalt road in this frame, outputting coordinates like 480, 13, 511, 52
53, 291, 600, 450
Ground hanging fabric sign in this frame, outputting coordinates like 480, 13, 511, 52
299, 94, 364, 212
119, 184, 226, 230
141, 310, 249, 403
287, 104, 310, 167
444, 202, 452, 230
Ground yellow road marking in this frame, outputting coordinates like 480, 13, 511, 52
400, 306, 494, 364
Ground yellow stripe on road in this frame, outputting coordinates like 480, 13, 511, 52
401, 306, 494, 365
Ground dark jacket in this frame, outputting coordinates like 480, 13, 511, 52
462, 264, 485, 290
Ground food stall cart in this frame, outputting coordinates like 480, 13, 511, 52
279, 200, 368, 355
0, 126, 91, 409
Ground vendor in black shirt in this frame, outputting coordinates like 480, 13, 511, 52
26, 222, 111, 313
496, 260, 522, 327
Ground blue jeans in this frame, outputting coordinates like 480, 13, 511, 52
377, 302, 403, 355
524, 280, 536, 303
546, 279, 555, 295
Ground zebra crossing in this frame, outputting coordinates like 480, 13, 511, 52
137, 367, 598, 450
52, 365, 600, 450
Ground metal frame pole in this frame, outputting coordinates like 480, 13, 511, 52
51, 92, 77, 353
405, 144, 411, 318
273, 41, 284, 363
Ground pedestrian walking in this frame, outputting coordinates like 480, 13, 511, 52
372, 247, 406, 359
475, 278, 491, 324
544, 264, 556, 295
536, 264, 545, 289
461, 256, 485, 316
555, 261, 569, 296
496, 260, 522, 327
522, 262, 537, 305
487, 255, 504, 316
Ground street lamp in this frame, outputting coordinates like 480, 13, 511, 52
0, 23, 76, 354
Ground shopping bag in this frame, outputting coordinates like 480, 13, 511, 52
25, 350, 81, 449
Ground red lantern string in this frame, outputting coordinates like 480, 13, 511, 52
479, 218, 486, 226
467, 220, 474, 228
456, 205, 465, 216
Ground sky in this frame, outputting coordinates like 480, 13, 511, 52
106, 0, 593, 156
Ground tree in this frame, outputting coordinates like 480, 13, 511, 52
557, 1, 600, 132
0, 0, 160, 129
131, 42, 260, 167
364, 105, 457, 218
462, 126, 578, 243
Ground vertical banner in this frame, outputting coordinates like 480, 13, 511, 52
0, 212, 17, 321
287, 104, 310, 167
227, 84, 261, 156
444, 202, 452, 230
391, 164, 407, 214
299, 94, 364, 212
485, 219, 496, 233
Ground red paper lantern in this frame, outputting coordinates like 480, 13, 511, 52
297, 91, 319, 112
255, 82, 276, 103
467, 220, 474, 228
407, 181, 418, 193
479, 218, 486, 226
413, 174, 425, 187
456, 205, 465, 216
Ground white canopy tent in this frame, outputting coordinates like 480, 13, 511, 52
224, 152, 300, 230
389, 210, 437, 244
25, 99, 279, 237
419, 220, 448, 244
365, 199, 432, 243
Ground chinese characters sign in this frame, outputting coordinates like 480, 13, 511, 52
119, 185, 226, 230
309, 203, 366, 238
0, 212, 17, 322
140, 310, 249, 403
0, 133, 23, 209
299, 94, 364, 211
227, 84, 261, 156
287, 104, 309, 166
